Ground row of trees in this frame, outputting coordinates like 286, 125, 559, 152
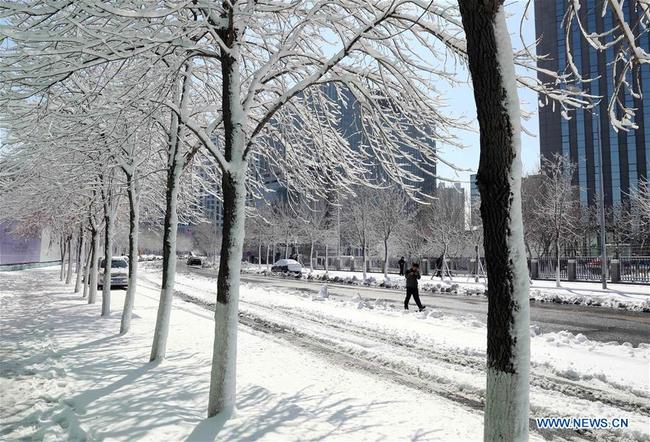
244, 186, 469, 278
523, 155, 650, 286
244, 157, 650, 284
1, 0, 648, 439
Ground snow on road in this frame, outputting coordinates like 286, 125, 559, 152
168, 269, 650, 441
1, 267, 648, 441
242, 265, 650, 312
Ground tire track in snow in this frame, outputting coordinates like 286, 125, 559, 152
140, 273, 648, 441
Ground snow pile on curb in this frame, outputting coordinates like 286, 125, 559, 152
530, 288, 650, 311
241, 265, 650, 312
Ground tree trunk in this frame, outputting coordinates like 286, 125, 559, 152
208, 32, 247, 417
443, 245, 452, 281
309, 240, 314, 273
325, 244, 329, 274
458, 1, 530, 440
150, 133, 183, 360
65, 235, 73, 284
362, 238, 367, 281
208, 168, 246, 417
266, 243, 270, 271
271, 242, 276, 267
82, 242, 91, 298
102, 194, 114, 317
88, 229, 99, 304
60, 237, 66, 280
149, 167, 180, 359
74, 228, 85, 293
383, 238, 389, 278
150, 63, 191, 361
555, 237, 561, 288
121, 172, 140, 334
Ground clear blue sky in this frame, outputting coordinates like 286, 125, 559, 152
435, 1, 541, 191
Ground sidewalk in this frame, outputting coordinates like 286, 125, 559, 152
0, 268, 488, 441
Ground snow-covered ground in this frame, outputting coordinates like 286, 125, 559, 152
242, 264, 650, 312
0, 268, 484, 441
1, 267, 649, 441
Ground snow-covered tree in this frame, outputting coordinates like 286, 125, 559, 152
535, 154, 579, 286
631, 178, 650, 219
193, 221, 223, 265
628, 178, 650, 251
368, 187, 410, 278
422, 189, 466, 280
245, 212, 269, 269
341, 188, 378, 281
295, 200, 333, 273
3, 0, 647, 430
393, 214, 430, 264
521, 173, 553, 258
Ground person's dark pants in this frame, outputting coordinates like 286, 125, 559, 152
399, 266, 404, 276
404, 286, 423, 310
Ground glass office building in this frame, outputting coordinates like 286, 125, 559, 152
535, 0, 649, 207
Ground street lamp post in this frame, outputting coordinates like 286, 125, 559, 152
594, 109, 608, 289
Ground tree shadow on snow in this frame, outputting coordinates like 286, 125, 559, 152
187, 384, 396, 441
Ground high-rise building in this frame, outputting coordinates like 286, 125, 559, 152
436, 182, 465, 226
258, 84, 437, 205
535, 0, 649, 208
331, 85, 437, 199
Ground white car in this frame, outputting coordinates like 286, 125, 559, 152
271, 259, 303, 274
98, 257, 129, 289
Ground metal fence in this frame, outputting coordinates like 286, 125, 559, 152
536, 257, 568, 280
531, 256, 650, 284
575, 257, 607, 281
620, 257, 650, 283
310, 253, 650, 284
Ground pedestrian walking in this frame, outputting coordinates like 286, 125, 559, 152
434, 254, 444, 278
404, 263, 426, 311
398, 256, 406, 276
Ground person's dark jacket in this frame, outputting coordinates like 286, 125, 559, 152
398, 258, 406, 271
405, 268, 421, 288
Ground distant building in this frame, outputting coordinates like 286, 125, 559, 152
436, 182, 466, 228
469, 174, 480, 226
535, 0, 649, 208
0, 222, 60, 266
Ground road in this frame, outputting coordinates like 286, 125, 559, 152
178, 263, 650, 346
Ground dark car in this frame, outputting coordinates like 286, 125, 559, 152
187, 256, 203, 267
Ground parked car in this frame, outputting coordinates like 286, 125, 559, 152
98, 257, 129, 289
271, 259, 302, 274
187, 256, 203, 267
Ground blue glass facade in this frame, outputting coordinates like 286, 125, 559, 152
536, 0, 649, 208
